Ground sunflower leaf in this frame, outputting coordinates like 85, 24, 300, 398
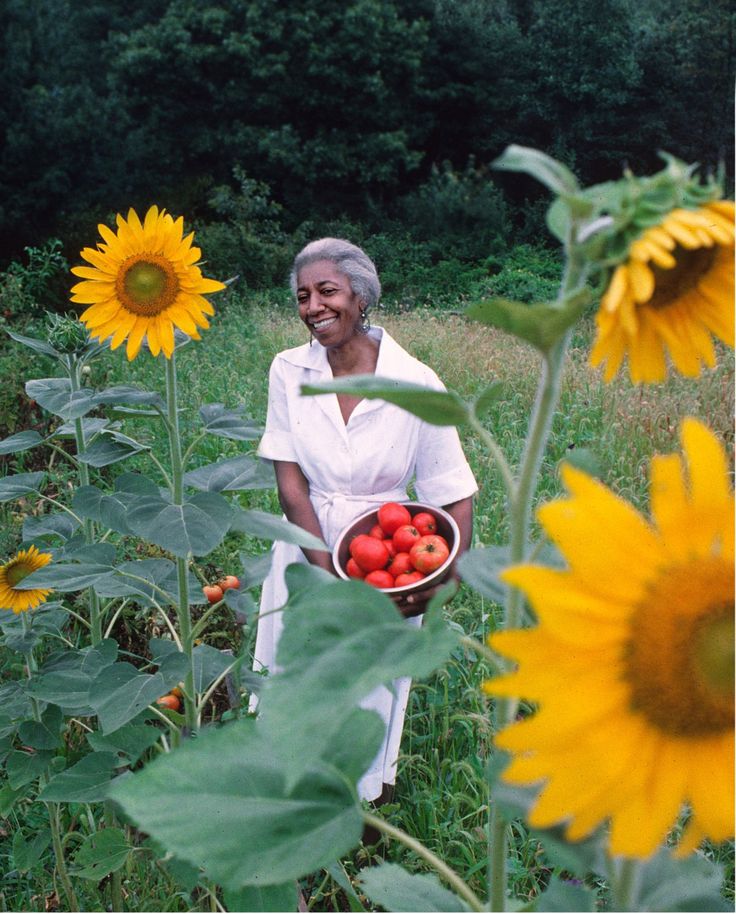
38, 751, 120, 802
199, 404, 263, 441
0, 472, 46, 502
457, 546, 509, 603
183, 455, 275, 492
92, 385, 165, 409
493, 145, 579, 195
359, 862, 471, 912
71, 828, 132, 881
125, 491, 233, 558
25, 378, 97, 419
302, 375, 470, 426
229, 507, 327, 550
6, 330, 60, 358
0, 430, 44, 455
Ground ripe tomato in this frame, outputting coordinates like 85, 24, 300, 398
156, 694, 181, 712
383, 539, 396, 559
412, 511, 437, 536
395, 570, 425, 587
377, 502, 412, 536
219, 575, 240, 591
368, 524, 385, 539
203, 584, 223, 604
387, 552, 413, 578
171, 685, 184, 699
410, 534, 450, 574
346, 557, 366, 579
393, 524, 421, 553
349, 534, 390, 573
364, 569, 395, 589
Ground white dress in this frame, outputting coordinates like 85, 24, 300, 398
252, 326, 477, 800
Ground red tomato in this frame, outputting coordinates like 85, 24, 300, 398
156, 694, 181, 712
346, 557, 366, 579
364, 569, 395, 589
219, 575, 240, 591
392, 524, 421, 553
203, 584, 223, 604
377, 502, 412, 536
368, 524, 385, 539
387, 552, 413, 578
383, 539, 396, 559
395, 571, 425, 587
412, 511, 437, 536
410, 535, 450, 574
350, 534, 390, 573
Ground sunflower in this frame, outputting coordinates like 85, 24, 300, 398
485, 419, 734, 858
71, 206, 225, 360
0, 545, 53, 614
589, 201, 734, 383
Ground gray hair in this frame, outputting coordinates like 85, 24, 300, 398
289, 238, 381, 311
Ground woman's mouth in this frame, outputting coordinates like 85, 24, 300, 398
311, 316, 337, 331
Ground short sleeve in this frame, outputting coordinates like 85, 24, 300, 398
413, 369, 478, 506
257, 357, 298, 463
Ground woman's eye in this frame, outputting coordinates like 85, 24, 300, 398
322, 288, 335, 295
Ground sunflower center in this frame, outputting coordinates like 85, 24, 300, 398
6, 560, 33, 587
117, 254, 180, 316
648, 245, 717, 310
624, 558, 734, 736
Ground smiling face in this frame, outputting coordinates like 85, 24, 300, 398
296, 260, 363, 349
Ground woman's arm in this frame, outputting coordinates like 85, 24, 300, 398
273, 460, 335, 574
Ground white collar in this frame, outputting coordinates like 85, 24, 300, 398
280, 326, 408, 377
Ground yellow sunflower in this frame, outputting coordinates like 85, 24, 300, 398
485, 419, 734, 858
0, 545, 53, 614
589, 201, 734, 383
71, 205, 225, 360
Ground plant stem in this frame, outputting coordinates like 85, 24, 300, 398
164, 352, 197, 733
362, 812, 485, 913
105, 801, 125, 911
488, 802, 507, 912
611, 857, 642, 911
69, 357, 102, 645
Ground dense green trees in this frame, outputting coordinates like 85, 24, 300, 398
0, 0, 732, 265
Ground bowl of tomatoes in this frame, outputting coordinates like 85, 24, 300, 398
332, 501, 460, 596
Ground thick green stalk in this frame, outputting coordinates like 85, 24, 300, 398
69, 358, 102, 645
164, 352, 197, 733
611, 857, 642, 911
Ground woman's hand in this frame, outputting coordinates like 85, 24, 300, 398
391, 578, 459, 618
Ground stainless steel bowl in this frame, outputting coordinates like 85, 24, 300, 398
332, 501, 459, 596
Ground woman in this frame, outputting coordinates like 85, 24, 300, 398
253, 238, 477, 803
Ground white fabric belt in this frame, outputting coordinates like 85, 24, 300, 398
310, 486, 408, 547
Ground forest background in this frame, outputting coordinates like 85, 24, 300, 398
1, 0, 734, 300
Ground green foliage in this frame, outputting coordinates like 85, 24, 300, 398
473, 244, 562, 305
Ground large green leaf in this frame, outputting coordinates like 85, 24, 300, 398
18, 704, 63, 750
302, 375, 469, 426
0, 430, 44, 455
39, 751, 120, 802
92, 385, 165, 409
184, 454, 275, 492
95, 558, 193, 606
631, 849, 730, 913
192, 644, 236, 693
73, 484, 140, 535
0, 471, 45, 502
223, 883, 297, 913
87, 721, 161, 765
6, 749, 55, 789
110, 718, 363, 889
1, 603, 68, 653
359, 862, 470, 912
19, 560, 115, 592
125, 491, 233, 557
466, 289, 591, 353
53, 417, 110, 439
77, 433, 148, 467
23, 512, 80, 542
457, 546, 509, 604
72, 828, 132, 880
238, 552, 272, 588
12, 829, 51, 873
6, 330, 59, 358
199, 403, 263, 441
26, 378, 96, 419
493, 144, 579, 195
28, 640, 119, 715
536, 877, 596, 912
88, 662, 173, 734
259, 566, 459, 787
230, 507, 327, 550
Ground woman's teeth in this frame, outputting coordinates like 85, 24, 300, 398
312, 317, 337, 330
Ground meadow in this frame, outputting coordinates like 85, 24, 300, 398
1, 286, 731, 911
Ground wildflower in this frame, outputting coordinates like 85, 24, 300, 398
71, 206, 225, 360
0, 545, 53, 613
589, 201, 734, 383
485, 419, 734, 857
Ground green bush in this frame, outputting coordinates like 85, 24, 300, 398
0, 239, 69, 321
472, 243, 562, 304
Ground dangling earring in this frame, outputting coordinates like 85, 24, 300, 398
360, 308, 370, 333
309, 333, 313, 347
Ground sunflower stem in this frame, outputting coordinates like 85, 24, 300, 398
164, 351, 198, 734
69, 357, 103, 645
611, 857, 643, 911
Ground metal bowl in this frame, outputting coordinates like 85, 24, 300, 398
332, 501, 459, 596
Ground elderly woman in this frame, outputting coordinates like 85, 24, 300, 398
252, 238, 477, 804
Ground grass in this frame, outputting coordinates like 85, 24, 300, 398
0, 293, 734, 910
